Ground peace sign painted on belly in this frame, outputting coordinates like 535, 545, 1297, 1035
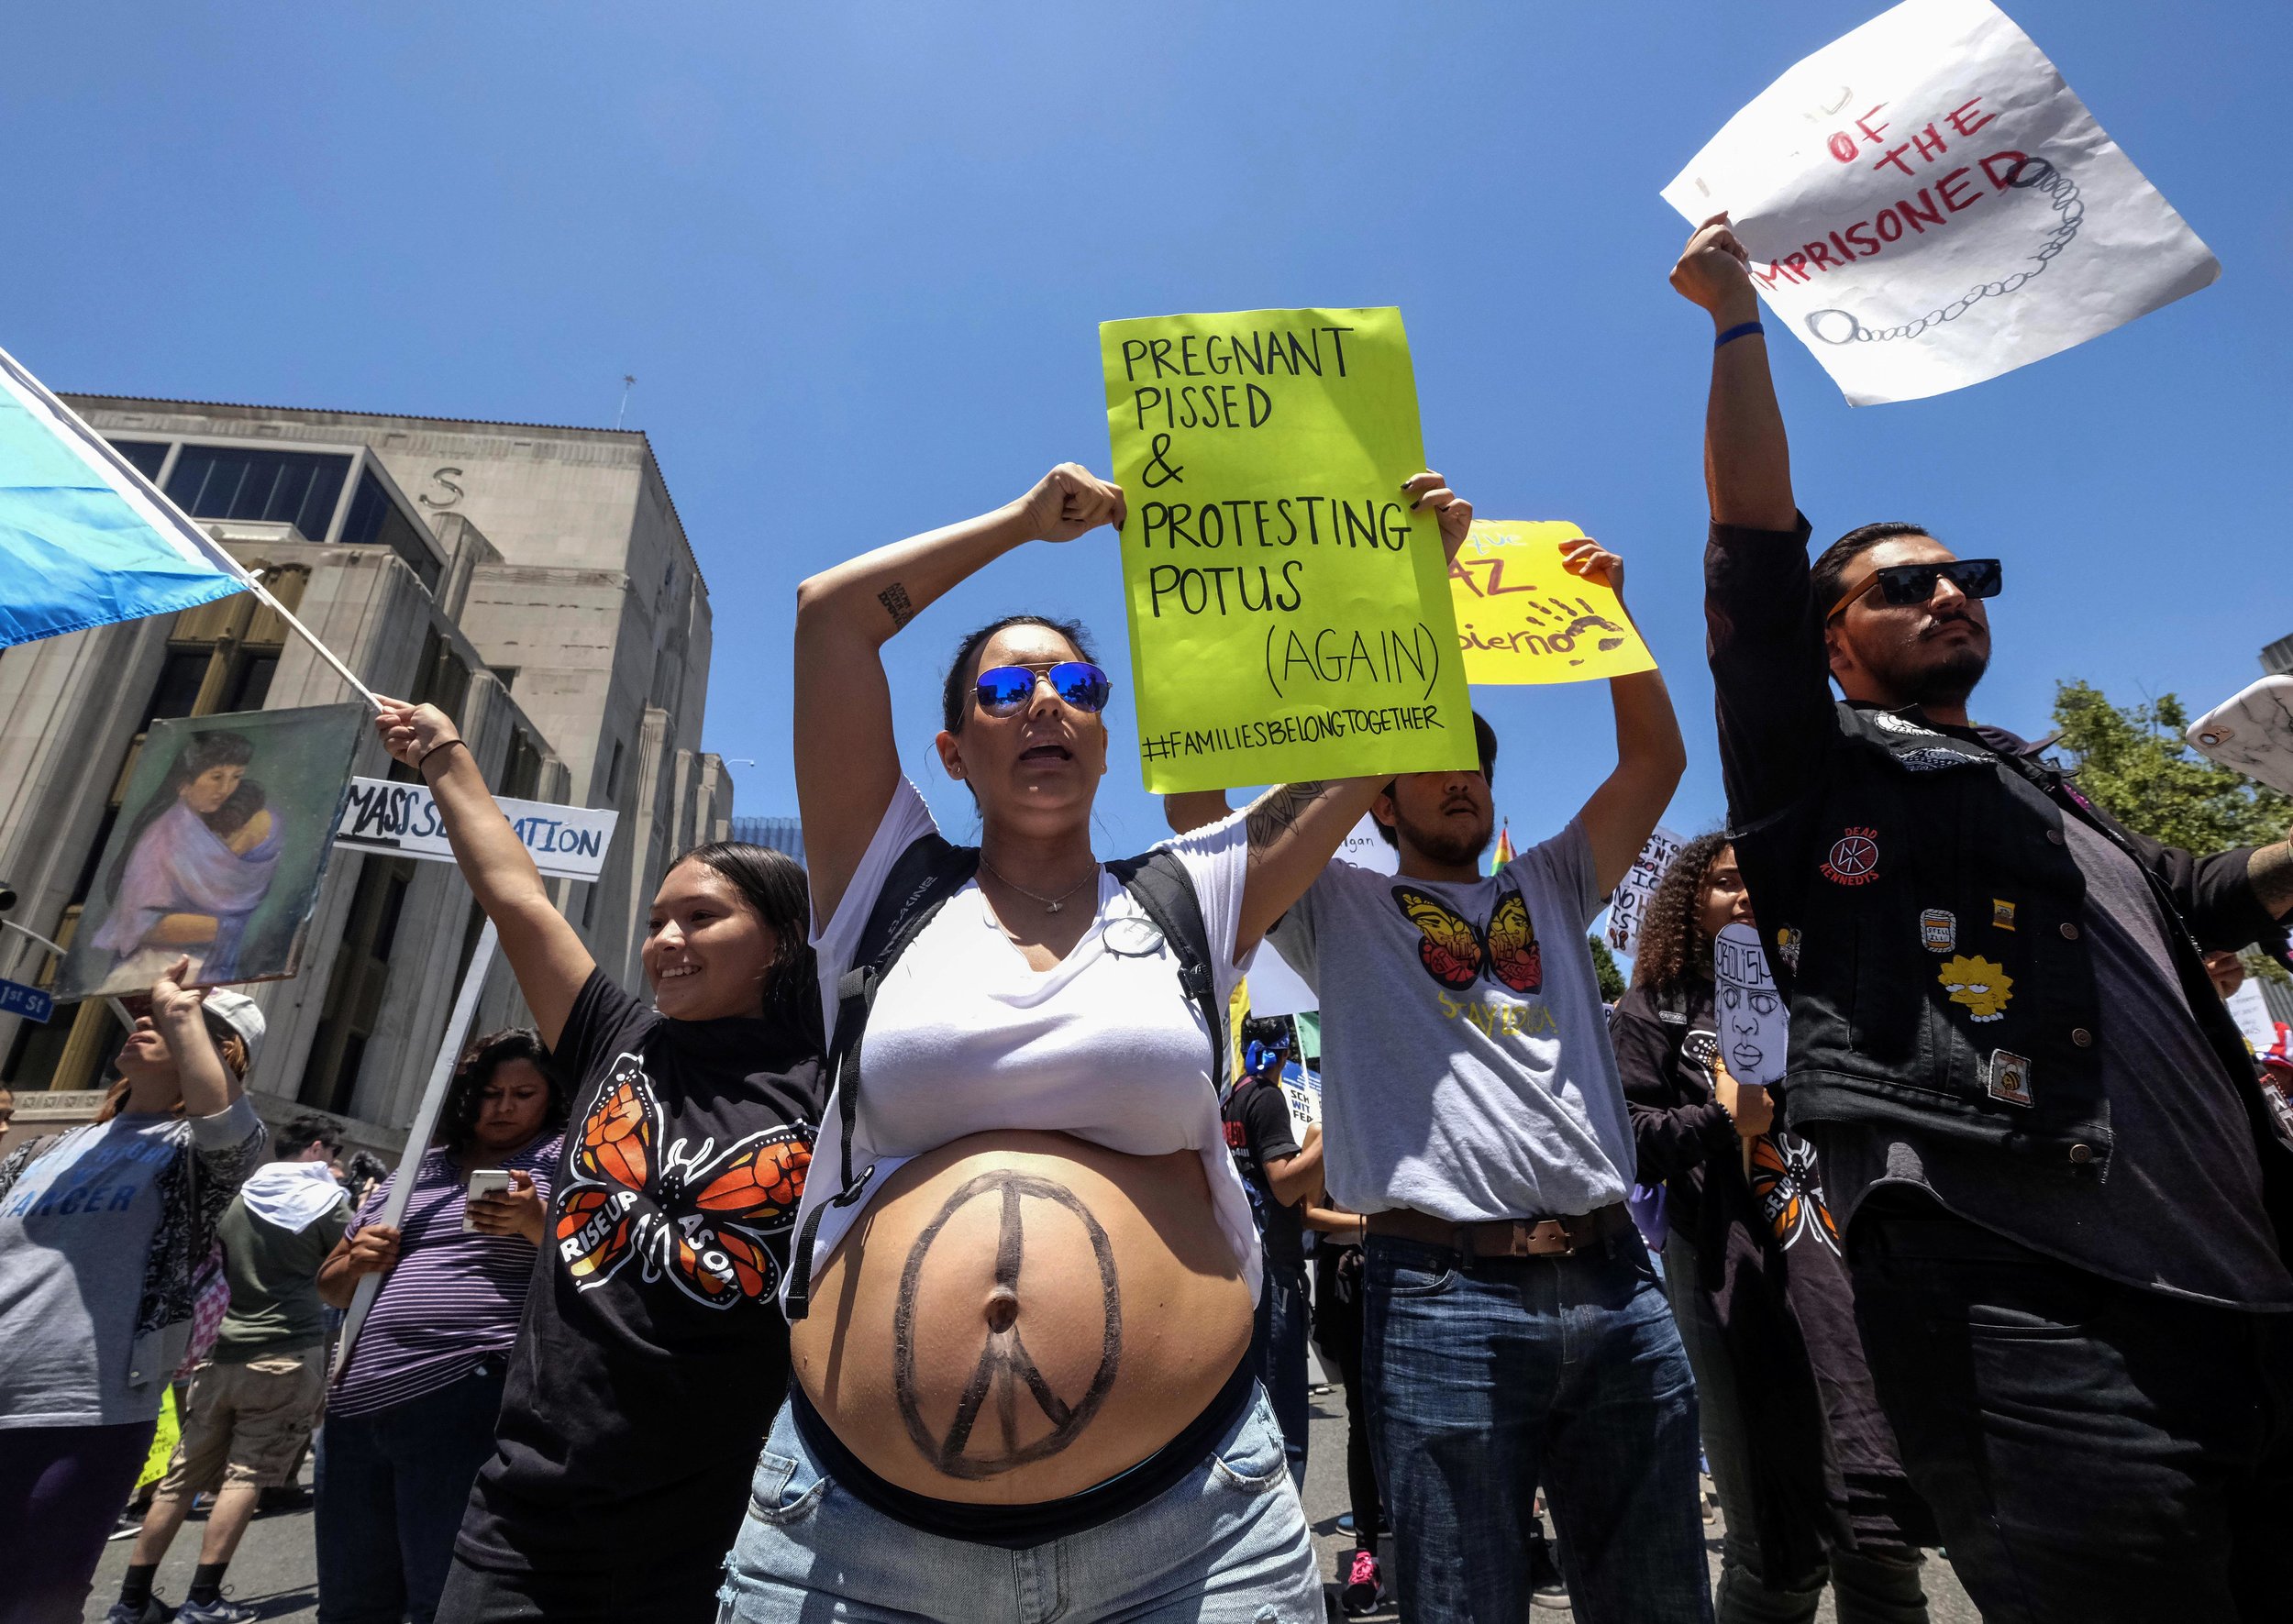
892, 1170, 1124, 1480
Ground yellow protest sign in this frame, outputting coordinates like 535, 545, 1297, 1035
1100, 307, 1476, 793
1449, 520, 1656, 685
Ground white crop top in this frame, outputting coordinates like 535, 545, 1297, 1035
781, 779, 1264, 1308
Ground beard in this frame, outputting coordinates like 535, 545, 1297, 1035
1396, 804, 1493, 868
1867, 623, 1990, 710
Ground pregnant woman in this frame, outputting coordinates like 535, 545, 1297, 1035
714, 463, 1474, 1623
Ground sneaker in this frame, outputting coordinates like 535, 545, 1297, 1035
1529, 1534, 1569, 1610
174, 1600, 257, 1624
1335, 1511, 1356, 1536
1340, 1547, 1384, 1614
105, 1602, 171, 1624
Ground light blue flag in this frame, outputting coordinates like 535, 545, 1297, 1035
0, 344, 249, 647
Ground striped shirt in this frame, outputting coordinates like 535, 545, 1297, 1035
330, 1134, 560, 1420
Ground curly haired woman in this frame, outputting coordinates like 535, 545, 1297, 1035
1611, 834, 1933, 1624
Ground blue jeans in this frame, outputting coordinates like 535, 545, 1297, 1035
316, 1363, 507, 1624
1252, 1258, 1311, 1491
714, 1387, 1323, 1623
1363, 1232, 1711, 1624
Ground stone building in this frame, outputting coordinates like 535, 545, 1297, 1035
0, 397, 729, 1159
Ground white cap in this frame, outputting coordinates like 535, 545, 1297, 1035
200, 989, 265, 1076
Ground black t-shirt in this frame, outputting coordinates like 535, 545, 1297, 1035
456, 970, 826, 1576
1223, 1074, 1304, 1272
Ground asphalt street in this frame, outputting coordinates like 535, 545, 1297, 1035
88, 1384, 1981, 1622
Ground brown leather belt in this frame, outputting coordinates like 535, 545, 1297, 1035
1366, 1202, 1637, 1260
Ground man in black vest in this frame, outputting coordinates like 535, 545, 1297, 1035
1670, 211, 2293, 1623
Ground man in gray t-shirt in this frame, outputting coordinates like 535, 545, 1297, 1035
1174, 606, 1702, 1624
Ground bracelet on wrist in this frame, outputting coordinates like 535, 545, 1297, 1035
1714, 320, 1765, 350
418, 737, 468, 772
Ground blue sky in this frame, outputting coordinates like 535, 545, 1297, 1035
7, 1, 2287, 878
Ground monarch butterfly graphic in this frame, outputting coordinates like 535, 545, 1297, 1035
553, 1057, 814, 1309
1391, 886, 1542, 994
1748, 1132, 1841, 1256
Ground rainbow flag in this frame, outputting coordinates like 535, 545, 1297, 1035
1489, 821, 1515, 876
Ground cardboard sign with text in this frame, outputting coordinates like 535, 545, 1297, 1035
1101, 307, 1475, 792
1662, 0, 2217, 405
1606, 825, 1688, 957
1451, 521, 1656, 686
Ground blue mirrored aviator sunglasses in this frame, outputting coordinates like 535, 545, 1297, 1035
973, 661, 1113, 718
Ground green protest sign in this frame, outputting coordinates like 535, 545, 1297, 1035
1099, 306, 1476, 793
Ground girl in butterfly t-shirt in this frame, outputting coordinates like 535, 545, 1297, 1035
707, 463, 1476, 1623
371, 702, 826, 1624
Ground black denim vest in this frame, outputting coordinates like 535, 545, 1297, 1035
1735, 702, 2288, 1224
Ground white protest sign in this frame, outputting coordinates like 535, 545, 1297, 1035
1662, 0, 2218, 405
336, 777, 617, 882
2227, 979, 2279, 1057
2188, 676, 2293, 799
1606, 825, 1687, 956
1278, 1060, 1322, 1143
1245, 815, 1398, 1020
1714, 921, 1788, 1087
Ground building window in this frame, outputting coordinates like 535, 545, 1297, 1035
300, 859, 412, 1115
139, 649, 213, 730
388, 627, 471, 783
500, 727, 543, 801
341, 470, 442, 591
165, 446, 349, 542
110, 439, 171, 480
604, 740, 625, 801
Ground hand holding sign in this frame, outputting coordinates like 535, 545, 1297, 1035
1450, 521, 1657, 686
1663, 0, 2218, 404
1012, 463, 1128, 547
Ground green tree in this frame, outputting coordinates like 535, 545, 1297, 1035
1587, 934, 1626, 1002
2051, 679, 2290, 979
2050, 680, 2291, 854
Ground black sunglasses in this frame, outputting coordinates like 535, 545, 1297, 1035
973, 661, 1113, 717
1831, 558, 2002, 618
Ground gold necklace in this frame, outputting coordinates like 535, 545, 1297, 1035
978, 853, 1099, 914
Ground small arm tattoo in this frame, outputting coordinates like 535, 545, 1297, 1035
1246, 781, 1327, 852
878, 581, 915, 629
2252, 840, 2293, 920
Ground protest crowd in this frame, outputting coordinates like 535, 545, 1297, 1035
5, 8, 2293, 1624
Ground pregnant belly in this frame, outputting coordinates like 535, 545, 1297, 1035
790, 1130, 1252, 1504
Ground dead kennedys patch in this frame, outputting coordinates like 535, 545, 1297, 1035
1820, 827, 1881, 887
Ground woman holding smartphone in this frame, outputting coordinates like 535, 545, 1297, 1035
368, 704, 826, 1624
316, 1028, 565, 1624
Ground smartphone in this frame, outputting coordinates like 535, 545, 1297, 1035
464, 1168, 515, 1232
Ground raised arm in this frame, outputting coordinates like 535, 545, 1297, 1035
1561, 539, 1687, 897
1672, 212, 1795, 531
150, 956, 239, 1118
375, 703, 593, 1049
794, 464, 1124, 924
1171, 470, 1479, 954
1673, 215, 1836, 824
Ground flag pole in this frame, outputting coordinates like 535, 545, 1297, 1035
234, 569, 385, 713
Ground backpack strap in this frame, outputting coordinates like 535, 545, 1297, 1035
784, 834, 980, 1322
1105, 847, 1227, 1099
782, 841, 1228, 1321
